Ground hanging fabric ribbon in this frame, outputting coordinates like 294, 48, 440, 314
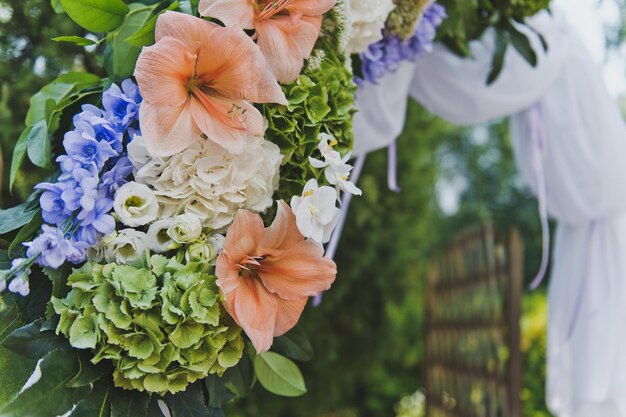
526, 104, 551, 290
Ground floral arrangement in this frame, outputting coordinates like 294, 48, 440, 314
0, 0, 362, 415
0, 0, 553, 415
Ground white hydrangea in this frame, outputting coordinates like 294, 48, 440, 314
128, 135, 282, 231
345, 0, 396, 54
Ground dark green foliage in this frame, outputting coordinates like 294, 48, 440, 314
436, 0, 550, 83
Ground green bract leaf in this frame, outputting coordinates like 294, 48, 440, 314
26, 119, 51, 169
487, 30, 509, 85
59, 0, 130, 32
253, 352, 307, 397
0, 349, 80, 417
67, 351, 109, 388
272, 326, 314, 362
164, 382, 211, 417
224, 355, 254, 398
104, 3, 156, 78
2, 321, 70, 360
52, 36, 97, 46
110, 389, 150, 417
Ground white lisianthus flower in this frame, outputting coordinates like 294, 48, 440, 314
129, 135, 281, 230
167, 213, 203, 244
290, 179, 341, 244
105, 229, 148, 264
346, 0, 396, 54
309, 133, 362, 196
86, 242, 106, 263
113, 181, 159, 227
147, 219, 178, 253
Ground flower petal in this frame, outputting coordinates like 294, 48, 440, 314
291, 15, 322, 59
198, 0, 255, 28
274, 297, 308, 337
286, 0, 336, 16
190, 94, 263, 153
134, 37, 195, 107
260, 201, 304, 251
259, 240, 337, 300
234, 277, 278, 353
256, 18, 306, 84
155, 10, 218, 46
138, 100, 201, 158
220, 209, 265, 266
195, 25, 287, 105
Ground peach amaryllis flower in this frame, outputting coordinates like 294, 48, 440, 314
199, 0, 336, 84
134, 11, 287, 158
216, 201, 336, 353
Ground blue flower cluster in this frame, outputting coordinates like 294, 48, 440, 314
27, 80, 142, 269
356, 3, 447, 86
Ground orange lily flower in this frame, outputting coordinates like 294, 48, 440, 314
134, 11, 287, 157
216, 201, 336, 353
199, 0, 336, 84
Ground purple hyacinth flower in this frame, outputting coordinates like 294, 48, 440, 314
100, 156, 133, 198
25, 225, 88, 268
35, 181, 74, 226
60, 168, 98, 214
102, 80, 142, 131
63, 122, 118, 170
357, 2, 447, 85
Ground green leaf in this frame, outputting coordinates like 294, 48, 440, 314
105, 4, 156, 78
26, 119, 51, 169
253, 352, 307, 397
0, 349, 80, 417
9, 127, 31, 192
0, 297, 36, 406
164, 382, 211, 417
2, 321, 70, 360
507, 22, 538, 67
59, 0, 130, 33
9, 211, 43, 258
51, 0, 65, 13
204, 374, 235, 409
25, 72, 100, 127
487, 31, 509, 85
272, 326, 313, 362
110, 389, 150, 417
124, 2, 179, 47
223, 355, 254, 398
66, 351, 109, 388
70, 379, 111, 417
52, 36, 97, 46
0, 197, 40, 235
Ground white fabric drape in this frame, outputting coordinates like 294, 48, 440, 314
353, 9, 626, 417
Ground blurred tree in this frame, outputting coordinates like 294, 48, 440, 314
0, 0, 102, 207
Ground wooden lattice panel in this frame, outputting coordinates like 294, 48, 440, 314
425, 226, 523, 417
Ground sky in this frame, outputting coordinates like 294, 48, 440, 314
554, 0, 626, 96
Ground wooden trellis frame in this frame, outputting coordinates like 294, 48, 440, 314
424, 225, 523, 417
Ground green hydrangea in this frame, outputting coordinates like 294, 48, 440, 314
263, 36, 357, 202
51, 255, 244, 395
386, 0, 432, 40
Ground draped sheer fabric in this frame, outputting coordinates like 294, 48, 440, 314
353, 9, 626, 417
